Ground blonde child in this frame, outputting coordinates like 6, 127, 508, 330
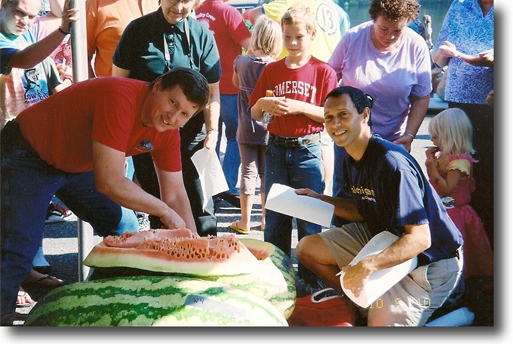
425, 108, 493, 283
248, 2, 338, 293
229, 16, 282, 234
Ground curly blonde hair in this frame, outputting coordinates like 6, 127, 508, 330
368, 0, 420, 23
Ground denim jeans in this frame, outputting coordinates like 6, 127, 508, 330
216, 94, 240, 194
263, 139, 324, 283
1, 122, 138, 316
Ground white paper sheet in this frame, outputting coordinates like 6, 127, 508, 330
265, 183, 335, 228
337, 231, 418, 308
191, 147, 228, 211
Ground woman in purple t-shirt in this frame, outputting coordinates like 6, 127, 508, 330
328, 0, 432, 225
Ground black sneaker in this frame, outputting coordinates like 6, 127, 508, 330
45, 202, 72, 224
217, 192, 241, 208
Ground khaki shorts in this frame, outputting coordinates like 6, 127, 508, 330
319, 224, 463, 326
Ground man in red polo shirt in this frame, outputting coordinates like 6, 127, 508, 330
1, 67, 209, 323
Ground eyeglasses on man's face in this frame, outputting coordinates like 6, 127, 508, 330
161, 0, 196, 7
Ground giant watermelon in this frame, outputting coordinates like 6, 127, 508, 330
83, 229, 258, 276
24, 276, 288, 326
87, 238, 296, 318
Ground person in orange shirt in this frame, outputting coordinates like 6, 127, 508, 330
86, 0, 159, 77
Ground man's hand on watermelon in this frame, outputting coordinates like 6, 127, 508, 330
159, 209, 186, 230
156, 167, 197, 232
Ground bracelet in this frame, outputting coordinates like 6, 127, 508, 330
58, 27, 69, 35
404, 133, 415, 140
62, 74, 73, 82
206, 128, 218, 134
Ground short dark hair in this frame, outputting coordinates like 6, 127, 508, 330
150, 67, 210, 111
368, 0, 420, 23
325, 86, 374, 126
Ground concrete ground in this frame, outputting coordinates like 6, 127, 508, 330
9, 96, 445, 325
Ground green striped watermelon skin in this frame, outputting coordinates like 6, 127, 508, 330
88, 239, 297, 318
24, 276, 287, 327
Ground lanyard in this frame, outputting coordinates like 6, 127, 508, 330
163, 19, 193, 71
163, 33, 174, 67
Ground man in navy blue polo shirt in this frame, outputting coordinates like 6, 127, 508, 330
295, 86, 463, 326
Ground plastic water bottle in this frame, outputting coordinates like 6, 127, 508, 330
261, 90, 274, 124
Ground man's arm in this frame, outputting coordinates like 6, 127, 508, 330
341, 224, 431, 297
242, 6, 264, 24
239, 37, 251, 52
155, 166, 197, 233
203, 81, 220, 150
295, 188, 364, 222
5, 0, 78, 69
91, 141, 189, 229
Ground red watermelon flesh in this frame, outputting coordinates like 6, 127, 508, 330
84, 229, 259, 276
102, 228, 195, 248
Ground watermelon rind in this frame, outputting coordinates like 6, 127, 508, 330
238, 239, 296, 318
24, 276, 288, 327
238, 238, 276, 259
